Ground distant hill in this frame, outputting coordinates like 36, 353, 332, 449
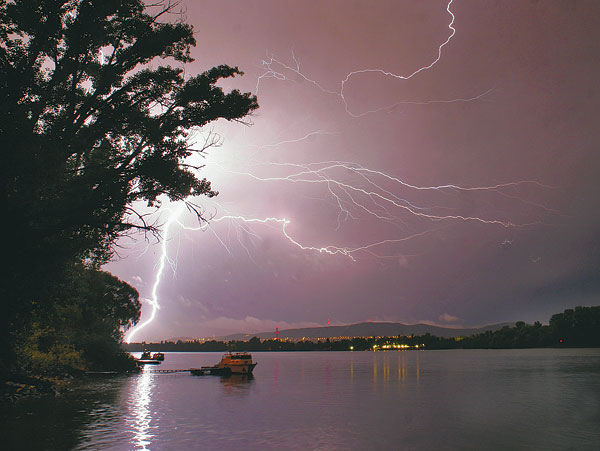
212, 321, 513, 341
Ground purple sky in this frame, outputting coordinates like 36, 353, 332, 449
107, 0, 600, 341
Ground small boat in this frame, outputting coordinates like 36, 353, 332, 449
137, 351, 162, 365
191, 352, 256, 376
152, 352, 165, 361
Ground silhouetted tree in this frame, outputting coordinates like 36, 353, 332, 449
0, 0, 258, 375
550, 306, 600, 346
20, 264, 142, 374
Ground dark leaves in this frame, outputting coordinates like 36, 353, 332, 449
1, 0, 258, 372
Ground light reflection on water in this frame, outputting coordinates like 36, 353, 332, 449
2, 349, 599, 450
128, 368, 155, 450
370, 352, 422, 392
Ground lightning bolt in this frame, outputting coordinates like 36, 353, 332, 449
339, 0, 457, 115
123, 157, 553, 340
214, 159, 552, 228
255, 0, 485, 117
123, 0, 558, 341
123, 145, 555, 341
125, 204, 185, 343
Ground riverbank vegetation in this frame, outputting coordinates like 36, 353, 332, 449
1, 0, 257, 398
125, 306, 600, 353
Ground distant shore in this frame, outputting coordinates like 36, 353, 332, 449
124, 306, 600, 352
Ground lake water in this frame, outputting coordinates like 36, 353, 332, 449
2, 349, 599, 450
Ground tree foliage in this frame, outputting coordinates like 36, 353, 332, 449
0, 0, 258, 376
549, 306, 600, 347
16, 264, 141, 376
24, 265, 142, 373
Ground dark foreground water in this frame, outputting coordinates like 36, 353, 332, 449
2, 349, 600, 450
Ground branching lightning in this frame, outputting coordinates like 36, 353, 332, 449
125, 205, 184, 343
125, 0, 557, 341
201, 157, 551, 262
255, 0, 491, 117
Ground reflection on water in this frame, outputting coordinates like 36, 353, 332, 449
389, 351, 421, 385
370, 351, 423, 392
370, 351, 424, 392
372, 353, 377, 389
272, 355, 279, 388
128, 369, 155, 450
219, 374, 254, 396
2, 350, 599, 450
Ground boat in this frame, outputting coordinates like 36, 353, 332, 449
191, 352, 256, 376
152, 352, 165, 361
137, 351, 162, 365
216, 352, 256, 374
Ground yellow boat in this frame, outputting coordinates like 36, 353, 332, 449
191, 352, 256, 375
